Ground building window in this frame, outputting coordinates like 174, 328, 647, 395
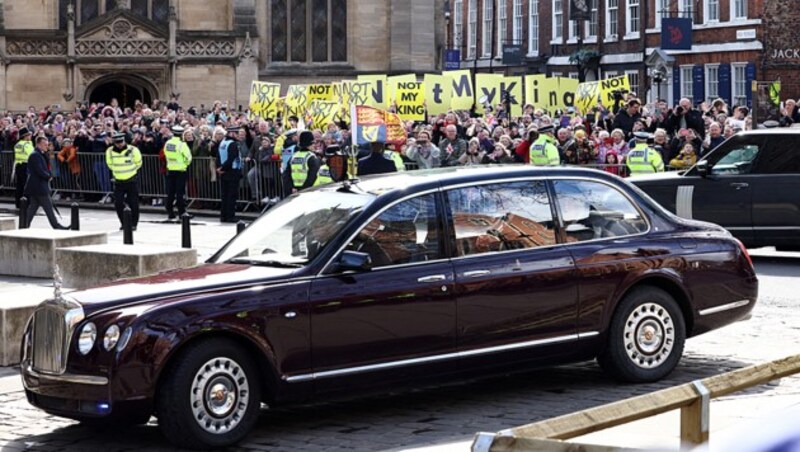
679, 0, 693, 20
704, 0, 720, 23
497, 0, 507, 56
453, 0, 463, 52
483, 0, 494, 57
732, 64, 747, 106
130, 0, 170, 24
568, 72, 579, 79
606, 0, 618, 38
626, 0, 640, 36
732, 0, 747, 20
468, 0, 477, 59
513, 0, 524, 44
625, 70, 640, 96
569, 20, 579, 40
551, 72, 563, 77
528, 0, 539, 55
270, 0, 347, 63
705, 65, 719, 102
553, 0, 563, 42
585, 0, 598, 39
681, 66, 693, 99
655, 0, 668, 28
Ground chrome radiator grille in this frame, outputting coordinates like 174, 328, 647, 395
32, 306, 68, 374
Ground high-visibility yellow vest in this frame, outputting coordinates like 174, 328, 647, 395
14, 140, 34, 165
164, 136, 192, 171
314, 165, 334, 186
106, 145, 143, 181
626, 142, 665, 175
383, 150, 405, 172
290, 150, 312, 187
529, 135, 560, 166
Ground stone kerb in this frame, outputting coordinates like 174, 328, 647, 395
0, 229, 108, 278
56, 244, 198, 289
0, 217, 15, 231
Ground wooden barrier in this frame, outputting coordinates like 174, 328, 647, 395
472, 353, 800, 452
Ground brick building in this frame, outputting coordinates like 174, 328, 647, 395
448, 0, 793, 107
0, 0, 446, 111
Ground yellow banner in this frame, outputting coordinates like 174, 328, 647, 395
502, 76, 524, 117
343, 79, 373, 106
395, 81, 425, 121
475, 73, 503, 115
599, 75, 632, 106
248, 81, 281, 119
555, 77, 579, 112
576, 81, 601, 114
309, 100, 339, 128
388, 74, 417, 104
307, 84, 334, 102
424, 73, 452, 116
285, 84, 309, 117
524, 74, 548, 109
358, 74, 389, 109
444, 69, 474, 111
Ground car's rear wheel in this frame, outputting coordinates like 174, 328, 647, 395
598, 287, 686, 382
156, 338, 262, 450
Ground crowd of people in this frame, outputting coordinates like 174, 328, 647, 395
0, 90, 779, 225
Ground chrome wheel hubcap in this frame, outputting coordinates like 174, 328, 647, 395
623, 302, 675, 369
190, 357, 250, 434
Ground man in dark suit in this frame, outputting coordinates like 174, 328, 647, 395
25, 136, 68, 229
357, 141, 397, 177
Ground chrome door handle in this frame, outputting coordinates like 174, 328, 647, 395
730, 182, 749, 190
463, 270, 490, 278
418, 274, 447, 283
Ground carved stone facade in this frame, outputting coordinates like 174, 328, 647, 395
0, 0, 444, 111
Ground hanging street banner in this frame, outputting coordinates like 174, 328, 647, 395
661, 17, 693, 50
570, 0, 592, 20
249, 81, 281, 119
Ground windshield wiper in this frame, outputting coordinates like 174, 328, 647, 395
227, 258, 303, 268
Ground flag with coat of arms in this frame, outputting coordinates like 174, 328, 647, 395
350, 105, 408, 147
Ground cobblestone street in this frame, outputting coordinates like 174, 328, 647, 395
0, 251, 798, 451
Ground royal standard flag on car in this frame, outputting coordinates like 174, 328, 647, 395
351, 105, 407, 147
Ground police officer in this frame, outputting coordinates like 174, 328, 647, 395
314, 146, 339, 187
216, 125, 243, 223
626, 131, 665, 176
358, 141, 397, 176
529, 124, 560, 166
106, 132, 143, 230
163, 125, 193, 221
278, 129, 298, 198
13, 127, 34, 209
290, 131, 321, 191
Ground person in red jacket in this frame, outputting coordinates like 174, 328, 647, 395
515, 126, 538, 163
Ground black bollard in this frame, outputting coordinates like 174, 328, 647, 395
181, 213, 192, 249
122, 206, 133, 245
236, 220, 247, 235
19, 197, 29, 229
70, 203, 80, 231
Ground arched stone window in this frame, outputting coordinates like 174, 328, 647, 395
270, 0, 347, 63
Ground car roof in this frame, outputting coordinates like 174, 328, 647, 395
741, 127, 800, 136
320, 165, 619, 197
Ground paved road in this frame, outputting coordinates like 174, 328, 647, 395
0, 250, 798, 451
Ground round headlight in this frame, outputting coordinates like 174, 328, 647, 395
103, 325, 121, 351
78, 322, 97, 355
117, 327, 133, 352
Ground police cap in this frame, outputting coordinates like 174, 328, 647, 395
18, 127, 31, 137
112, 132, 126, 143
171, 125, 185, 134
633, 131, 651, 141
538, 124, 555, 134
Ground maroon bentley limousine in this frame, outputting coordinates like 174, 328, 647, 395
21, 166, 757, 449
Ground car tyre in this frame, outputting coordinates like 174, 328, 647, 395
156, 338, 262, 450
598, 286, 686, 383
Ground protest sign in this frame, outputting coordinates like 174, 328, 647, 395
424, 73, 452, 116
444, 69, 474, 111
249, 81, 281, 119
475, 73, 503, 115
395, 81, 425, 121
309, 100, 339, 128
358, 74, 389, 109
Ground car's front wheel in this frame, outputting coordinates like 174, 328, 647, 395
156, 338, 262, 450
598, 286, 686, 382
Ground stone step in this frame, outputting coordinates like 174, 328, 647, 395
0, 217, 16, 231
0, 229, 108, 278
56, 244, 198, 289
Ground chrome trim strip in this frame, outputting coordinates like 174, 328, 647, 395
676, 185, 694, 219
727, 226, 800, 231
698, 299, 751, 316
23, 363, 109, 386
283, 331, 599, 382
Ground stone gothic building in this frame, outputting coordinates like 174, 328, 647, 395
0, 0, 445, 111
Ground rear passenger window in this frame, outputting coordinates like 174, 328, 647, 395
755, 138, 800, 174
447, 181, 557, 257
553, 180, 648, 242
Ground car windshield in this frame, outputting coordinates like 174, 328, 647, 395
212, 190, 375, 266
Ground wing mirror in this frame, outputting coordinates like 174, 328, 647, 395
336, 251, 372, 272
696, 160, 709, 177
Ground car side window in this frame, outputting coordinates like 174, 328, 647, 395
754, 137, 800, 174
345, 194, 441, 268
553, 180, 648, 243
707, 136, 765, 175
446, 181, 557, 257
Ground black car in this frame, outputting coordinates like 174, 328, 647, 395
632, 129, 800, 251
